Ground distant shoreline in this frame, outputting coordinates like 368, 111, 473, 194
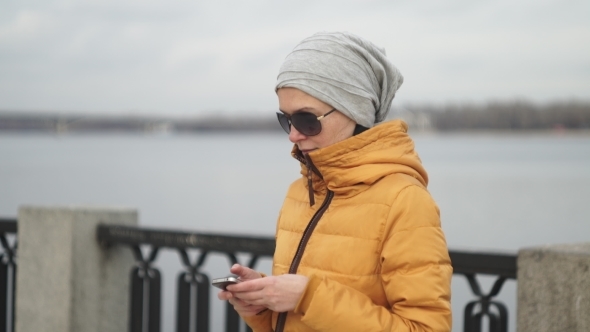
1, 123, 588, 137
2, 100, 589, 134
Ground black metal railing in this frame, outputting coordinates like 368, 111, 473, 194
0, 219, 17, 332
97, 225, 275, 332
450, 250, 516, 332
97, 224, 517, 332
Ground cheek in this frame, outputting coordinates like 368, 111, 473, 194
313, 118, 355, 148
318, 128, 351, 148
302, 133, 331, 149
308, 136, 327, 149
332, 121, 355, 142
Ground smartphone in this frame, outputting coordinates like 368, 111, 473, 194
212, 276, 241, 290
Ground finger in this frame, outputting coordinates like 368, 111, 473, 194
237, 297, 265, 307
241, 305, 267, 314
217, 290, 233, 301
230, 264, 260, 280
230, 265, 250, 278
230, 298, 265, 312
227, 277, 267, 292
229, 297, 251, 308
235, 305, 266, 317
233, 290, 262, 302
229, 264, 246, 277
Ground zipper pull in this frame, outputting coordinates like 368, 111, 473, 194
306, 160, 315, 207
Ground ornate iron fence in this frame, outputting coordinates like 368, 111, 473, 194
97, 224, 517, 332
97, 225, 275, 332
0, 218, 516, 332
0, 219, 17, 332
450, 250, 516, 332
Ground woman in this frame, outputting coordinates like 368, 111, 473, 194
218, 31, 452, 332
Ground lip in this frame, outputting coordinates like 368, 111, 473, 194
299, 148, 317, 154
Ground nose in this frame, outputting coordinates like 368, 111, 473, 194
288, 126, 307, 143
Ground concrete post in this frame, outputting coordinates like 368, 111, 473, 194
517, 243, 590, 332
15, 206, 138, 332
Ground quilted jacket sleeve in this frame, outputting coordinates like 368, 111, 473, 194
292, 184, 453, 331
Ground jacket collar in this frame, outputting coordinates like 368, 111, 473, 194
291, 120, 428, 199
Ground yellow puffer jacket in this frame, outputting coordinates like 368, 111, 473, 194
244, 120, 452, 332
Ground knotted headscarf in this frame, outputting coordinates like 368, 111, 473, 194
275, 31, 403, 128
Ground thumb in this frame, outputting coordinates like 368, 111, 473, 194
230, 264, 259, 279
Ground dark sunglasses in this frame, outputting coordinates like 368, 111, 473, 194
276, 109, 336, 136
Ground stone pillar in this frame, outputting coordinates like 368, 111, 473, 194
517, 243, 590, 332
15, 206, 138, 332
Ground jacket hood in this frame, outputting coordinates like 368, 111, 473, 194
292, 120, 428, 198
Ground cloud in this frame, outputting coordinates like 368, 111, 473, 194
0, 0, 589, 114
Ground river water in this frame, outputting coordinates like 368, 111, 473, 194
1, 130, 589, 331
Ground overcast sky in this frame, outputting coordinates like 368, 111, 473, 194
1, 0, 589, 116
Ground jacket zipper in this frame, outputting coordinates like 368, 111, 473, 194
276, 154, 334, 332
287, 189, 333, 274
295, 153, 322, 207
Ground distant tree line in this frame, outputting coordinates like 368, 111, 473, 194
1, 100, 589, 133
404, 100, 590, 131
0, 112, 280, 134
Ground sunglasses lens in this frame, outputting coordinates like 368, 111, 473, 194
276, 112, 291, 134
291, 112, 321, 136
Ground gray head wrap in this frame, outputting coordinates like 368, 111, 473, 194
275, 31, 403, 128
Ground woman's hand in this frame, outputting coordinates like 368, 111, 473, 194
226, 273, 309, 313
217, 264, 267, 317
